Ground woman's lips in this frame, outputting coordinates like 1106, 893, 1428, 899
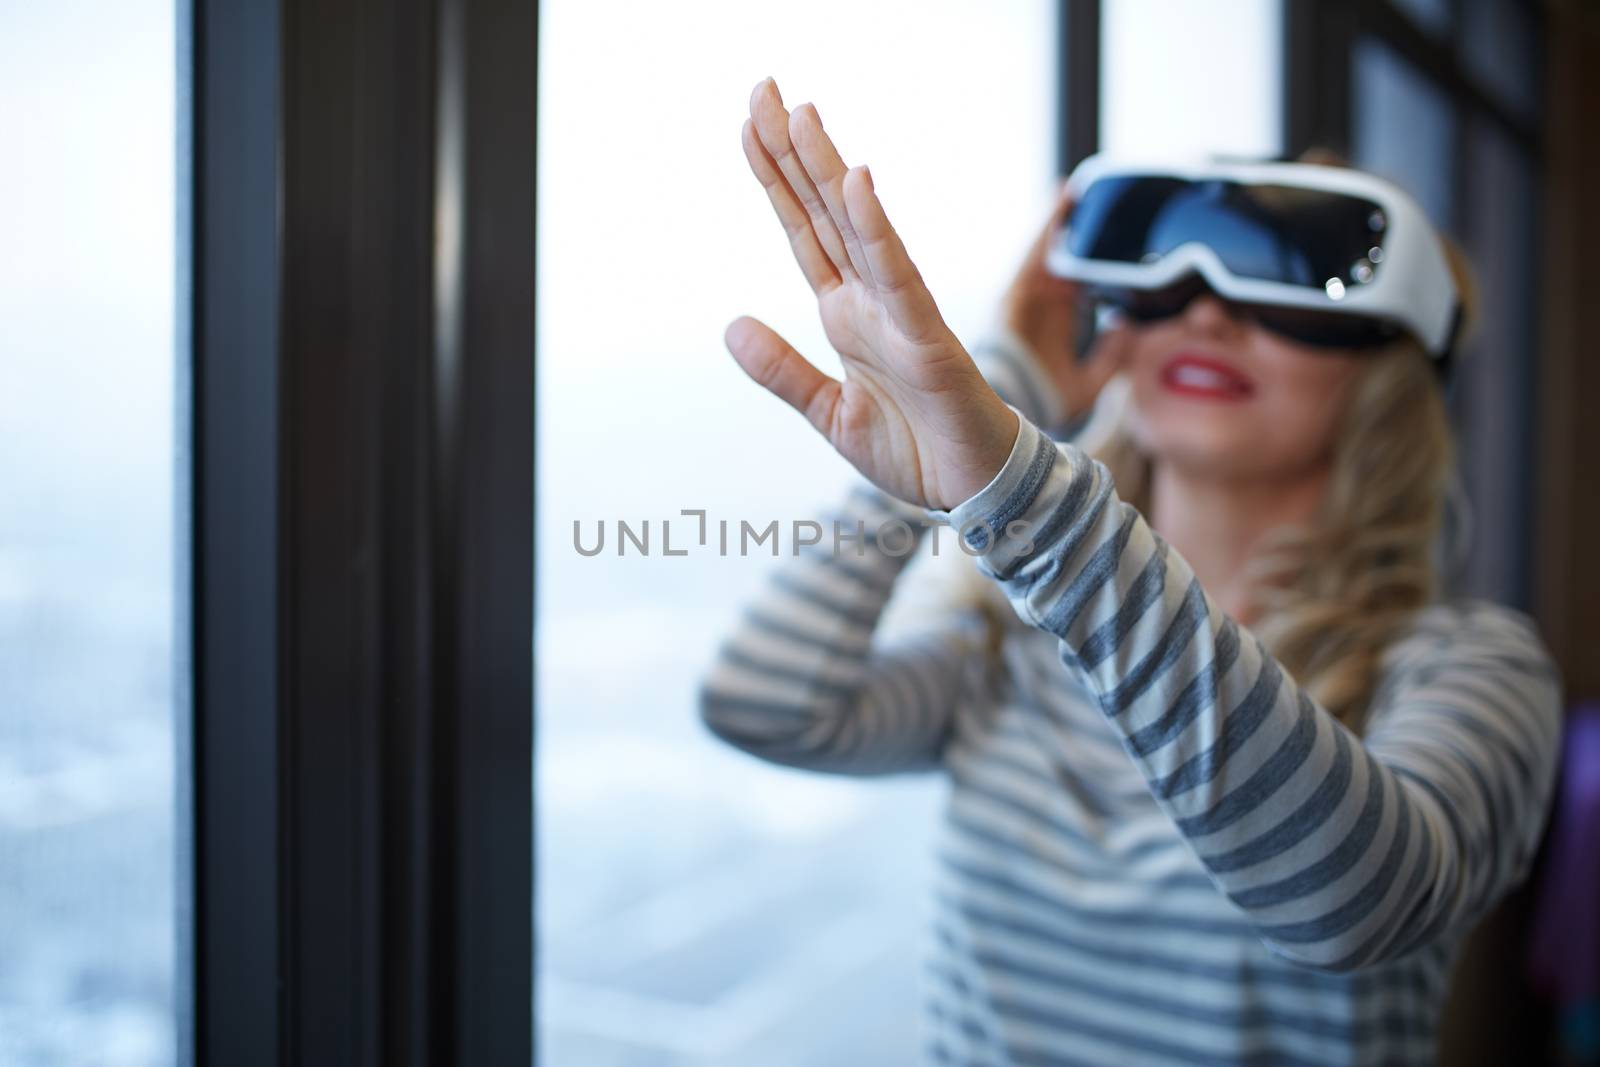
1159, 353, 1255, 401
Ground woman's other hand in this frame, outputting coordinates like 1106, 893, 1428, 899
724, 78, 1019, 512
1000, 182, 1128, 420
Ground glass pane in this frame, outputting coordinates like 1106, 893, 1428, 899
0, 3, 184, 1065
1352, 37, 1457, 225
536, 3, 1055, 1063
1391, 0, 1453, 39
1450, 118, 1537, 607
1461, 0, 1539, 123
1100, 0, 1283, 159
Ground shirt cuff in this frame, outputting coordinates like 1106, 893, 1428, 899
921, 404, 1030, 524
924, 409, 1085, 622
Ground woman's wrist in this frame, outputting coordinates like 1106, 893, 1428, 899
925, 402, 1029, 525
941, 401, 1021, 513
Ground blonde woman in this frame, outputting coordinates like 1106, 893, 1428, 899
700, 78, 1562, 1066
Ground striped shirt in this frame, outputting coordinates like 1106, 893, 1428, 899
698, 332, 1563, 1066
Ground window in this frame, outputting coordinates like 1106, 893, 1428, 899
1460, 0, 1537, 123
1352, 38, 1457, 224
536, 2, 1057, 1061
1100, 0, 1282, 159
1390, 0, 1453, 40
1452, 118, 1538, 605
1339, 18, 1542, 609
0, 3, 184, 1064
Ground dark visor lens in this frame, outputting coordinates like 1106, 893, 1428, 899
1068, 176, 1389, 289
1101, 276, 1403, 351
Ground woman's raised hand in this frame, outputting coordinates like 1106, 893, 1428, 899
725, 78, 1019, 512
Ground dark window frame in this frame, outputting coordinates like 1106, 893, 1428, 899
1059, 0, 1102, 175
189, 3, 1093, 1061
191, 0, 535, 1063
1285, 0, 1541, 162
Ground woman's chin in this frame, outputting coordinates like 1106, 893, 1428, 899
1127, 411, 1266, 479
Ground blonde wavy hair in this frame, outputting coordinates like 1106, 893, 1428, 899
945, 221, 1477, 735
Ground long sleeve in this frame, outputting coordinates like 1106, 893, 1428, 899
697, 482, 989, 776
930, 413, 1564, 972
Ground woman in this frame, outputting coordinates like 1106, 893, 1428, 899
700, 77, 1562, 1066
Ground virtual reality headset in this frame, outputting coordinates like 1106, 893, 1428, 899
1046, 155, 1463, 364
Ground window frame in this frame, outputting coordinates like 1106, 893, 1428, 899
189, 2, 1101, 1062
190, 0, 535, 1062
1059, 0, 1102, 173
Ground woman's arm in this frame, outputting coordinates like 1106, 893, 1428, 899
723, 81, 1561, 968
698, 482, 986, 776
933, 413, 1564, 971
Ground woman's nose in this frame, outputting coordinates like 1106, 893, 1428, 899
1180, 293, 1248, 337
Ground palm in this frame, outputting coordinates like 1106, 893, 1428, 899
726, 78, 1018, 511
814, 282, 957, 505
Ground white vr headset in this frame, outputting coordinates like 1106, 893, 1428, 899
1045, 154, 1463, 363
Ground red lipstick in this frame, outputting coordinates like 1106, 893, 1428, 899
1159, 353, 1255, 401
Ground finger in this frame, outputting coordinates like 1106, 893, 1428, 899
841, 166, 945, 345
741, 118, 840, 295
788, 103, 873, 283
724, 315, 842, 439
749, 79, 856, 282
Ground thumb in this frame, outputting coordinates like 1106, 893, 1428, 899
724, 315, 842, 438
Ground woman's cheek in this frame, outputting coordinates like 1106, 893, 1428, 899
1268, 365, 1359, 467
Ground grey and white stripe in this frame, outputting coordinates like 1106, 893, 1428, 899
699, 333, 1562, 1066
